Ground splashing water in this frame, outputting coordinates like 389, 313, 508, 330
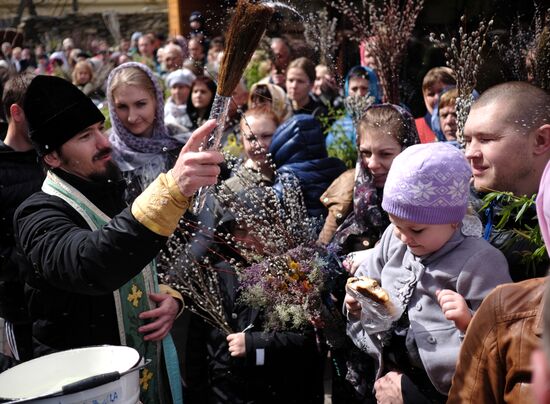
263, 1, 304, 20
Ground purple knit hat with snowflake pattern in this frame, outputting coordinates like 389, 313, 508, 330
381, 143, 471, 224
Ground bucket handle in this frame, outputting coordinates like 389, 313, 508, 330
62, 358, 151, 395
1, 359, 151, 403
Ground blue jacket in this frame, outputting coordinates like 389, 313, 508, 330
269, 115, 347, 218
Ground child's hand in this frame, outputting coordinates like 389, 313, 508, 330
436, 289, 472, 333
345, 293, 362, 319
342, 250, 370, 274
227, 333, 246, 357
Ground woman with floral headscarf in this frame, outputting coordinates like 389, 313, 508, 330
319, 104, 420, 256
319, 104, 420, 402
107, 62, 185, 203
248, 82, 293, 123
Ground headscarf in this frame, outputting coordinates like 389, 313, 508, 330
333, 104, 421, 249
537, 160, 550, 253
344, 65, 381, 103
248, 82, 293, 123
107, 62, 183, 172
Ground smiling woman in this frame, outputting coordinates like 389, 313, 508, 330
107, 62, 185, 203
319, 104, 421, 252
112, 84, 157, 138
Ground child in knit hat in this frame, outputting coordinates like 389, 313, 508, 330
164, 68, 196, 144
345, 143, 512, 402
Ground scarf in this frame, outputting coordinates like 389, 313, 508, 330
107, 62, 183, 173
333, 104, 420, 250
42, 170, 183, 404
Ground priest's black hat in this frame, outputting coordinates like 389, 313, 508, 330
24, 75, 104, 156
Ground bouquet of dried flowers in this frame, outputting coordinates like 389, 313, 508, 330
238, 244, 329, 331
160, 163, 340, 334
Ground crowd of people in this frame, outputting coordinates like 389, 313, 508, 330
1, 7, 550, 404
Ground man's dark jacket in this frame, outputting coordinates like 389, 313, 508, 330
0, 140, 44, 359
13, 168, 166, 353
471, 187, 549, 282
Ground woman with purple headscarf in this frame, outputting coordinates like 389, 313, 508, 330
107, 62, 184, 203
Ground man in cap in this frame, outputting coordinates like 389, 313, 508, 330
14, 75, 223, 401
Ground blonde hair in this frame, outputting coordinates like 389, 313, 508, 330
439, 88, 458, 111
108, 66, 156, 101
71, 61, 93, 85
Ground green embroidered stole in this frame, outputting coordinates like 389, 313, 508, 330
42, 171, 182, 404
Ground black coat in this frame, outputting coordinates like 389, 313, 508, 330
177, 193, 324, 404
184, 261, 324, 404
13, 168, 167, 352
0, 141, 44, 325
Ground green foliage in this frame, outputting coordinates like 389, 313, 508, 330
99, 103, 111, 130
326, 128, 357, 169
318, 104, 346, 130
320, 105, 357, 169
481, 191, 546, 271
243, 49, 269, 90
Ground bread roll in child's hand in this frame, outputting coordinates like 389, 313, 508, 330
347, 276, 389, 304
345, 276, 399, 333
346, 276, 397, 316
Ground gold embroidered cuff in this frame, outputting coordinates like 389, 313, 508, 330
131, 170, 189, 236
159, 284, 185, 317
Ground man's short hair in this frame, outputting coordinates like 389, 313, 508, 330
2, 72, 34, 121
209, 36, 224, 50
471, 81, 550, 133
270, 37, 292, 59
422, 67, 456, 92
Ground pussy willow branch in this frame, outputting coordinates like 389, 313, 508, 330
430, 17, 494, 147
330, 0, 424, 104
304, 8, 339, 66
